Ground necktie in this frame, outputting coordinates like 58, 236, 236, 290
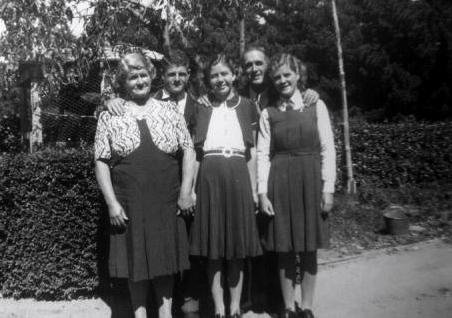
282, 100, 294, 111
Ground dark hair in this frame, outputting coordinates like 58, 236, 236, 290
268, 53, 308, 89
203, 54, 237, 88
161, 49, 190, 74
114, 52, 156, 96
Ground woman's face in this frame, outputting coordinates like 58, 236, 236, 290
209, 63, 236, 98
271, 64, 300, 99
124, 57, 152, 102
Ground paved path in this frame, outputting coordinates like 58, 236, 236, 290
1, 239, 451, 318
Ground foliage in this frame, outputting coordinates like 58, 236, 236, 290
334, 120, 452, 190
0, 112, 21, 153
1, 0, 451, 119
0, 147, 105, 300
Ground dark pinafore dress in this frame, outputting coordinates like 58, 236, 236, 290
263, 105, 329, 252
109, 119, 189, 281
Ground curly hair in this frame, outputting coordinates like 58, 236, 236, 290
203, 53, 237, 88
268, 53, 308, 89
114, 52, 156, 96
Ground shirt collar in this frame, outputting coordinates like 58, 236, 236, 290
161, 88, 186, 102
210, 89, 240, 109
278, 89, 304, 111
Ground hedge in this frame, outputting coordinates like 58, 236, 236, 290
334, 120, 452, 190
0, 148, 106, 300
0, 121, 451, 300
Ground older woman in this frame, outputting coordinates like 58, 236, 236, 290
94, 52, 195, 318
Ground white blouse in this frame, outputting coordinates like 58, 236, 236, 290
203, 100, 245, 151
257, 90, 336, 194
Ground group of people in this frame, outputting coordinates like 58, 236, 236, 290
94, 46, 336, 318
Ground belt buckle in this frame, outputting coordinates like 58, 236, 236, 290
222, 148, 233, 158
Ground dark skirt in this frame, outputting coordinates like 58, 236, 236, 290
261, 153, 329, 252
190, 156, 262, 260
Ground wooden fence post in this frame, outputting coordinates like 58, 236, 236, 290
29, 81, 43, 153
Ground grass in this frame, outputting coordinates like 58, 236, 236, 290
327, 182, 452, 258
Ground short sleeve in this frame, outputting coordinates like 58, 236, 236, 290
94, 112, 112, 161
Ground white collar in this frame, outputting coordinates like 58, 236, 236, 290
279, 89, 304, 111
161, 88, 186, 102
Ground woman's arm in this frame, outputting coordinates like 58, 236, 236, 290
316, 100, 336, 212
248, 133, 258, 206
178, 147, 196, 212
95, 160, 128, 227
256, 109, 275, 216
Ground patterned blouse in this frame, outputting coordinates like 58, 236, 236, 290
94, 98, 193, 161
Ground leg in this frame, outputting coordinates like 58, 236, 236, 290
227, 259, 244, 315
181, 257, 202, 313
299, 251, 318, 311
153, 275, 174, 318
208, 259, 225, 316
278, 252, 297, 311
128, 280, 149, 318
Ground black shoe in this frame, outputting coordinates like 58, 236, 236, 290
303, 309, 315, 318
214, 314, 225, 318
229, 313, 242, 318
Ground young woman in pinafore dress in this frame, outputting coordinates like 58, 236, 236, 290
257, 53, 336, 318
190, 54, 262, 318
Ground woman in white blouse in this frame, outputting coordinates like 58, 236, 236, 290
257, 53, 336, 318
94, 52, 195, 318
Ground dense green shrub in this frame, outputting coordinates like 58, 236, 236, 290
0, 148, 106, 300
0, 113, 21, 153
0, 121, 451, 300
334, 120, 452, 190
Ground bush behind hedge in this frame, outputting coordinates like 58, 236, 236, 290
0, 121, 451, 300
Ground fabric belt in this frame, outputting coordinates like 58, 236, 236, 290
204, 148, 245, 158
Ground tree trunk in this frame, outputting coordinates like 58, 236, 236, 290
239, 11, 245, 56
331, 0, 356, 194
163, 2, 172, 54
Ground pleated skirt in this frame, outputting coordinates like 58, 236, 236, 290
190, 156, 263, 260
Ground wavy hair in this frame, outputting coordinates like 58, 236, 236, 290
268, 53, 308, 89
114, 52, 156, 96
203, 53, 237, 88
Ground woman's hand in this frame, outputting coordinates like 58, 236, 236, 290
177, 192, 195, 215
108, 201, 128, 227
321, 192, 334, 213
302, 88, 319, 107
106, 98, 127, 116
259, 194, 275, 216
